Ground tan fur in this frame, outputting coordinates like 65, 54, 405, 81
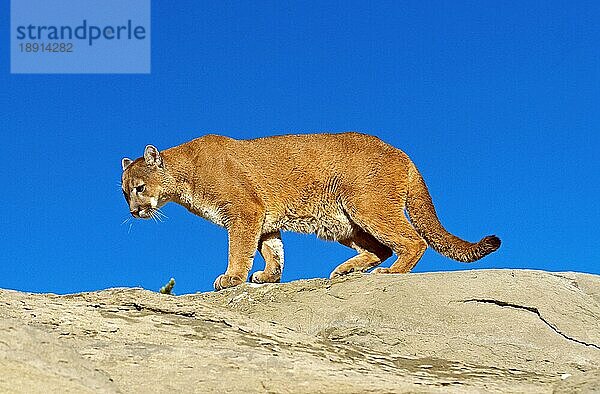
121, 133, 500, 290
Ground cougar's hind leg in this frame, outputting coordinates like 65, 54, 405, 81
330, 230, 392, 279
346, 201, 427, 274
251, 231, 284, 284
371, 215, 427, 274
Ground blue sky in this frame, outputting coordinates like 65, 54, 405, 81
2, 1, 599, 294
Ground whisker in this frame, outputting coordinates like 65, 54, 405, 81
154, 208, 168, 220
121, 217, 132, 226
128, 221, 133, 234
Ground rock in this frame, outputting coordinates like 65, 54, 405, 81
0, 269, 598, 393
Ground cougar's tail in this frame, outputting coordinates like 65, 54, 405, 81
405, 162, 500, 262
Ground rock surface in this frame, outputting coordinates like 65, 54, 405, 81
0, 269, 599, 393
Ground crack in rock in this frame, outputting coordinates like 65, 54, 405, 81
124, 302, 196, 318
463, 299, 600, 351
125, 303, 239, 328
89, 301, 240, 330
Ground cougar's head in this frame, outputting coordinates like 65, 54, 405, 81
121, 145, 168, 219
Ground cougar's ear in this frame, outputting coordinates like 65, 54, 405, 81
144, 145, 163, 168
122, 158, 133, 171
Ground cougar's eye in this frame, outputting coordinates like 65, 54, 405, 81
135, 184, 145, 193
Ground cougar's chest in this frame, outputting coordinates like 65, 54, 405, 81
180, 192, 227, 227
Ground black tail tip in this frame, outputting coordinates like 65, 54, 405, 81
482, 235, 501, 252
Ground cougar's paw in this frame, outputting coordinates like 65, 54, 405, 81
371, 267, 392, 274
250, 270, 281, 284
213, 274, 244, 291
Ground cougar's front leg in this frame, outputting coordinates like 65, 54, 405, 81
214, 211, 263, 291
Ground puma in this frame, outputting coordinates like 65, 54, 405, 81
121, 133, 500, 290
